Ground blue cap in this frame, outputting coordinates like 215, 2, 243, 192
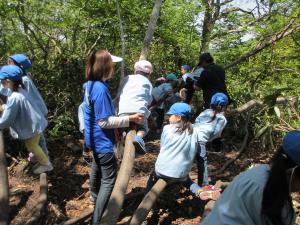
9, 54, 32, 70
166, 73, 178, 81
166, 103, 192, 117
0, 65, 23, 81
182, 64, 190, 71
211, 93, 228, 106
282, 130, 300, 166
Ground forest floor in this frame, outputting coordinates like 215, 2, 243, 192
7, 131, 300, 225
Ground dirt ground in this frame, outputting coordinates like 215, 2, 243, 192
6, 132, 300, 225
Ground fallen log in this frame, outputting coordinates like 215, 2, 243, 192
229, 96, 296, 115
101, 130, 137, 224
62, 190, 146, 225
25, 173, 48, 225
0, 131, 9, 225
129, 179, 167, 225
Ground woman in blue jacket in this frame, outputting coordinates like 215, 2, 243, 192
83, 49, 144, 224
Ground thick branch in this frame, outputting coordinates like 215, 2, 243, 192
129, 179, 167, 225
224, 19, 300, 69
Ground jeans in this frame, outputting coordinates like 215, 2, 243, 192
146, 170, 201, 195
90, 152, 117, 225
196, 142, 209, 186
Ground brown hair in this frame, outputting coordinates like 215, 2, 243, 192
85, 50, 113, 81
176, 116, 193, 135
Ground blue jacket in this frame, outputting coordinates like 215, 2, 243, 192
155, 123, 197, 179
21, 75, 48, 116
0, 92, 47, 139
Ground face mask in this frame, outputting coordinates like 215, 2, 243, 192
0, 83, 12, 97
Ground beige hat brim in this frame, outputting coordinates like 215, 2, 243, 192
111, 55, 123, 63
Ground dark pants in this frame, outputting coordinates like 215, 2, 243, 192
90, 152, 117, 225
146, 170, 200, 195
196, 143, 209, 186
155, 108, 165, 130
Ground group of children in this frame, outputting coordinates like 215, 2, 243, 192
77, 57, 229, 202
0, 54, 52, 174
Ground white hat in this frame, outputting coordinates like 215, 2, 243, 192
134, 60, 153, 74
110, 54, 123, 63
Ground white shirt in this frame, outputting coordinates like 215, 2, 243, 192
118, 74, 152, 118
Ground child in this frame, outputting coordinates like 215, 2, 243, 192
151, 73, 179, 133
116, 60, 153, 153
6, 54, 49, 162
194, 92, 228, 186
180, 64, 203, 104
0, 65, 52, 174
146, 103, 221, 200
202, 130, 300, 225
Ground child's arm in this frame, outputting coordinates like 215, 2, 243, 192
0, 99, 19, 129
210, 117, 227, 141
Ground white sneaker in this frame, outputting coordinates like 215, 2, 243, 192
33, 163, 53, 174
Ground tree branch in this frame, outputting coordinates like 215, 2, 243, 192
224, 19, 300, 69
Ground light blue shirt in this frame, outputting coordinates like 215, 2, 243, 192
118, 74, 152, 118
201, 165, 295, 225
155, 123, 197, 179
194, 109, 227, 143
21, 75, 48, 116
0, 92, 48, 140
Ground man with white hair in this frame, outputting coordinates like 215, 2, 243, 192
116, 60, 153, 153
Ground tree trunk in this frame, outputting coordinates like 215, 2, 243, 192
200, 0, 214, 53
100, 130, 136, 225
129, 179, 167, 225
116, 0, 126, 79
199, 0, 220, 53
0, 131, 9, 225
139, 0, 163, 60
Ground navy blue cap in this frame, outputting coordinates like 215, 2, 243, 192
9, 54, 32, 70
282, 130, 300, 166
182, 64, 190, 71
0, 65, 23, 81
166, 103, 192, 117
211, 93, 228, 106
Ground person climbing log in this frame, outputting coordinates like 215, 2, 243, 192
82, 49, 144, 224
194, 53, 230, 152
130, 103, 222, 224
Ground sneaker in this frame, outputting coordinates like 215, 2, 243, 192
33, 163, 53, 174
133, 136, 147, 154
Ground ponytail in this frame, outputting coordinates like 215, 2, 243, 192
262, 147, 295, 225
176, 115, 193, 135
208, 105, 224, 123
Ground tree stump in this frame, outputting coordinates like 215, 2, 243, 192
0, 131, 9, 225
